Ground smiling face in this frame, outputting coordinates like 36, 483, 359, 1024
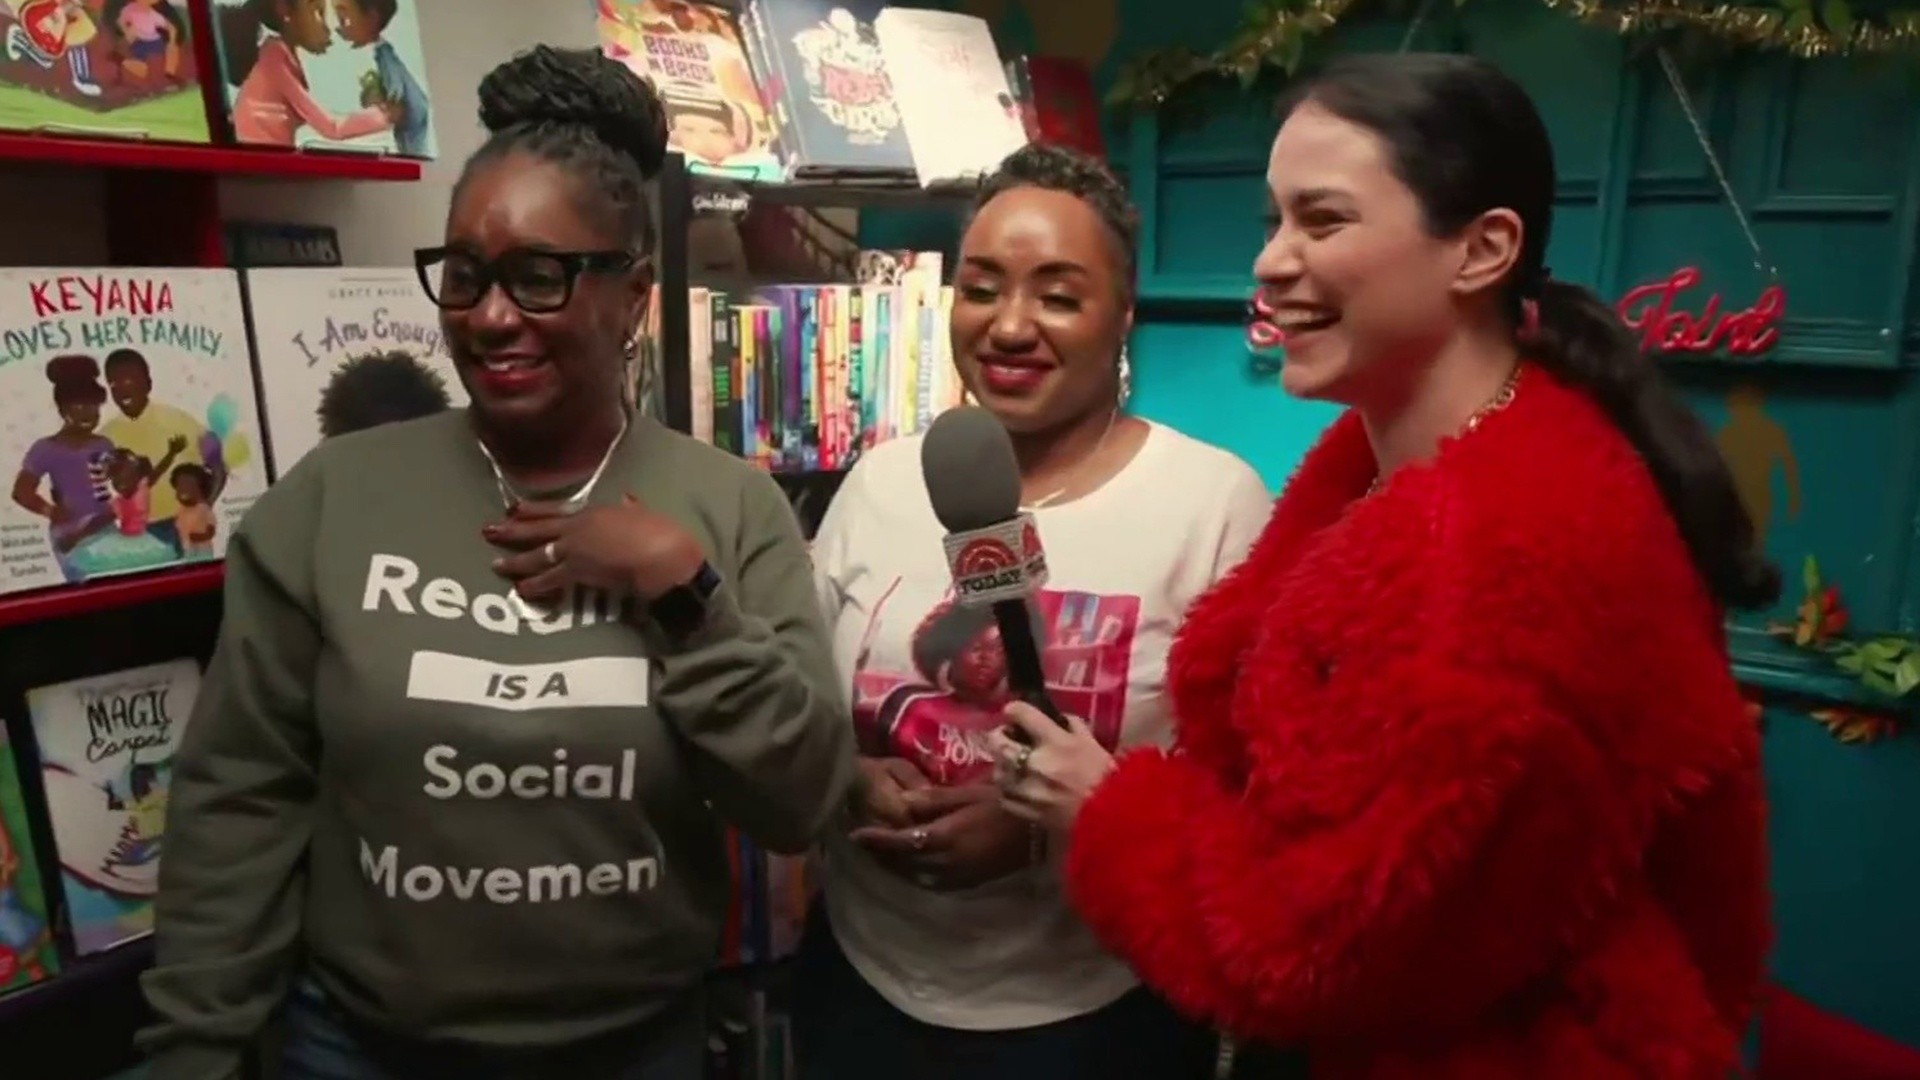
440, 153, 639, 441
949, 186, 1131, 434
59, 398, 100, 434
332, 0, 377, 46
1254, 101, 1471, 404
104, 357, 150, 418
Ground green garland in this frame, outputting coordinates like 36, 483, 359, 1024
1108, 0, 1920, 110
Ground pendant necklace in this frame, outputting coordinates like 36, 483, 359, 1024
1022, 408, 1119, 510
475, 413, 631, 621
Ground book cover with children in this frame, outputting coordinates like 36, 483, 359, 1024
0, 717, 58, 993
242, 266, 461, 479
596, 0, 780, 181
0, 0, 212, 143
26, 657, 198, 955
0, 267, 266, 599
211, 0, 435, 158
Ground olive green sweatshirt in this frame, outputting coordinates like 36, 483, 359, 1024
138, 411, 856, 1079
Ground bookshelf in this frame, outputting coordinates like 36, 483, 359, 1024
0, 130, 418, 1079
653, 151, 973, 531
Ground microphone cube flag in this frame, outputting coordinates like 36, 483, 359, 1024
942, 511, 1050, 606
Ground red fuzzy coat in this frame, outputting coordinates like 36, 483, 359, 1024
1066, 367, 1768, 1079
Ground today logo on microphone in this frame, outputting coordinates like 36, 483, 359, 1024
944, 512, 1050, 606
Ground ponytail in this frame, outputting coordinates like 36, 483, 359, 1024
216, 0, 275, 86
1528, 279, 1780, 611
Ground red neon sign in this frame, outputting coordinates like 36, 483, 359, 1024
1615, 266, 1786, 357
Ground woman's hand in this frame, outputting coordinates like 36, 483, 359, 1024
851, 757, 931, 829
485, 496, 704, 602
852, 784, 1035, 891
990, 703, 1117, 834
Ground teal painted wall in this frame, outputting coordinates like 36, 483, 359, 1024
889, 0, 1920, 1050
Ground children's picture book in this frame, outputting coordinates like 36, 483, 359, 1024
0, 718, 58, 993
27, 657, 200, 956
242, 266, 461, 478
598, 0, 780, 181
0, 0, 212, 143
873, 8, 1024, 186
211, 0, 435, 158
743, 0, 912, 178
0, 267, 266, 597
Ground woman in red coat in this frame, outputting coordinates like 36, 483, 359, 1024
992, 53, 1776, 1079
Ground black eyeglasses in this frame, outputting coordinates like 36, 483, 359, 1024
413, 246, 645, 313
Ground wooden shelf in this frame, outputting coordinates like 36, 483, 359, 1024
0, 564, 224, 631
0, 132, 423, 181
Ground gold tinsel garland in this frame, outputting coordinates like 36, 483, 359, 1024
1112, 0, 1920, 108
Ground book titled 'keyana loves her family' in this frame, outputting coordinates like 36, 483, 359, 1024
0, 268, 266, 599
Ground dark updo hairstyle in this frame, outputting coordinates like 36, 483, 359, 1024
1278, 53, 1778, 611
458, 46, 669, 253
973, 143, 1141, 299
45, 354, 107, 410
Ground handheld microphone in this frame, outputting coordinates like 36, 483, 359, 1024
920, 406, 1069, 731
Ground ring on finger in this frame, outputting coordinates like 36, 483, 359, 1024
1010, 744, 1034, 779
910, 827, 929, 851
542, 540, 560, 566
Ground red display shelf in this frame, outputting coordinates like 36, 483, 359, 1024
0, 131, 422, 182
0, 564, 224, 631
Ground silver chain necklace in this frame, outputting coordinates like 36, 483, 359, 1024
1022, 408, 1119, 510
474, 413, 630, 620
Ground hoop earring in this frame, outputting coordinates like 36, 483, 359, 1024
1116, 345, 1132, 409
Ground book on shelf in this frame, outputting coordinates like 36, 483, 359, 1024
686, 249, 961, 472
874, 8, 1027, 187
0, 267, 268, 600
209, 0, 437, 158
0, 714, 58, 996
25, 657, 200, 957
240, 266, 462, 480
596, 0, 783, 182
595, 1, 1092, 188
0, 0, 212, 144
740, 0, 913, 181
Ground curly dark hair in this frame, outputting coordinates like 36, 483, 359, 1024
973, 143, 1140, 296
316, 350, 452, 438
458, 46, 669, 253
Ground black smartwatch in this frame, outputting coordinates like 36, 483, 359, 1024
648, 560, 722, 639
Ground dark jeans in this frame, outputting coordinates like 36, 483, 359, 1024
792, 908, 1221, 1080
278, 978, 706, 1080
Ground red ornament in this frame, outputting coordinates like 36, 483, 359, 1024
1615, 266, 1786, 357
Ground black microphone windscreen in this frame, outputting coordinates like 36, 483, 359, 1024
920, 406, 1022, 532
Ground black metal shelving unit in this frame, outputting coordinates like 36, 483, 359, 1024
653, 151, 974, 533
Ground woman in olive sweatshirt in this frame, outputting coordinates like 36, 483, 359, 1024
139, 46, 856, 1080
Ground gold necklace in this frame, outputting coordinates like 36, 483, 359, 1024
1023, 408, 1119, 510
1366, 365, 1520, 496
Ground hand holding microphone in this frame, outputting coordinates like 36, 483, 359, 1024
919, 406, 1069, 731
920, 407, 1117, 833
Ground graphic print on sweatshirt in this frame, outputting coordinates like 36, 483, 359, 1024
342, 550, 672, 909
849, 580, 1139, 784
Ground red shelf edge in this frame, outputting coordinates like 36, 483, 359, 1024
0, 131, 423, 182
0, 564, 224, 630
